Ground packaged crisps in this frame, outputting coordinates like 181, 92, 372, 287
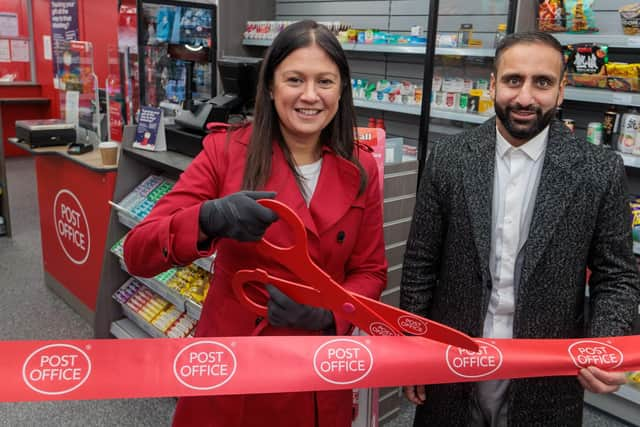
565, 44, 608, 88
565, 0, 598, 33
605, 62, 640, 92
620, 3, 640, 35
538, 0, 566, 32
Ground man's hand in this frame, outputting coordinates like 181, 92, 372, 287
403, 385, 426, 405
577, 366, 627, 394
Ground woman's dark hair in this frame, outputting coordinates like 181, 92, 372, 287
242, 20, 367, 195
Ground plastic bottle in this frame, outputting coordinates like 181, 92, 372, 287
368, 117, 376, 129
494, 23, 507, 48
376, 118, 385, 130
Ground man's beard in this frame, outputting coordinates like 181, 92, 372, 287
494, 101, 556, 141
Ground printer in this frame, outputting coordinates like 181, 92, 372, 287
15, 119, 76, 148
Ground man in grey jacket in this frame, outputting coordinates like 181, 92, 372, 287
400, 31, 640, 426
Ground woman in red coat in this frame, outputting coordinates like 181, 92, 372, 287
123, 20, 387, 427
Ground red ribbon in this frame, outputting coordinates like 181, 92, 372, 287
2, 335, 639, 402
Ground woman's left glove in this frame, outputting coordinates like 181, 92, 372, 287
266, 285, 335, 332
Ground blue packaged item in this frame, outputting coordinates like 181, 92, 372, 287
156, 7, 174, 42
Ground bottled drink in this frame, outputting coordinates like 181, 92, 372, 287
494, 23, 507, 48
602, 105, 620, 148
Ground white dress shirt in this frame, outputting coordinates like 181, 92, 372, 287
472, 126, 549, 427
484, 125, 549, 339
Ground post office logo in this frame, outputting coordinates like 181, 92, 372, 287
22, 344, 92, 395
568, 341, 623, 370
397, 315, 428, 335
369, 322, 396, 336
53, 189, 90, 265
446, 340, 503, 379
313, 339, 373, 385
173, 341, 237, 390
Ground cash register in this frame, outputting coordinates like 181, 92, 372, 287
166, 56, 262, 157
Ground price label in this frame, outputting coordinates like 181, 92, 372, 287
627, 37, 640, 47
612, 93, 633, 105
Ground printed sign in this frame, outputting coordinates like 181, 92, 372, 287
568, 340, 624, 370
397, 315, 429, 335
50, 1, 79, 78
313, 339, 374, 385
133, 106, 166, 151
22, 344, 91, 395
53, 189, 90, 265
446, 340, 503, 378
173, 341, 237, 390
0, 335, 639, 402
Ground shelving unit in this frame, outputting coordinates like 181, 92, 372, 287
620, 153, 640, 169
563, 87, 640, 108
552, 33, 640, 49
554, 32, 640, 426
353, 99, 494, 123
110, 318, 149, 339
584, 384, 640, 426
243, 39, 495, 57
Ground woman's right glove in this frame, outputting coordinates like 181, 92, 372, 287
198, 191, 278, 241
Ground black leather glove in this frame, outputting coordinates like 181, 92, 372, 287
266, 284, 335, 332
198, 191, 278, 241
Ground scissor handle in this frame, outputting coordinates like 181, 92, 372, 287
232, 269, 271, 316
232, 268, 322, 316
256, 199, 309, 259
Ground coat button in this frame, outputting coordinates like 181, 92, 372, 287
162, 247, 168, 257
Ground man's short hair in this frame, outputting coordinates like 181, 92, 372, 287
493, 31, 565, 76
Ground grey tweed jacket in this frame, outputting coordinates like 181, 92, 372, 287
400, 118, 640, 427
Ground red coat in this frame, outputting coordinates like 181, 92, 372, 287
123, 124, 388, 427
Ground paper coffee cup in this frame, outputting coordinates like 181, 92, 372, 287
99, 141, 119, 166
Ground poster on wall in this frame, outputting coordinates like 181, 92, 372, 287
0, 39, 9, 62
50, 0, 79, 86
0, 12, 18, 37
10, 40, 29, 62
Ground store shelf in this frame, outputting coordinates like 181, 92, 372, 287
584, 384, 640, 426
354, 99, 421, 115
122, 144, 193, 175
117, 211, 140, 229
563, 87, 640, 107
431, 109, 494, 124
435, 47, 495, 57
552, 33, 640, 49
619, 153, 640, 169
121, 304, 166, 338
114, 206, 213, 273
185, 299, 202, 320
118, 259, 186, 311
110, 318, 150, 339
193, 255, 214, 273
242, 39, 494, 57
353, 99, 493, 123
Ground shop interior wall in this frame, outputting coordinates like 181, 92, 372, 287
0, 0, 31, 81
275, 0, 508, 147
2, 0, 119, 157
31, 0, 119, 116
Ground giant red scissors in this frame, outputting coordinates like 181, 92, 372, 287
232, 199, 478, 351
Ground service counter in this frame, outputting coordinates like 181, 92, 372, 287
9, 139, 117, 324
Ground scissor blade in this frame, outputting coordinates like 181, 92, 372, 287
353, 294, 479, 352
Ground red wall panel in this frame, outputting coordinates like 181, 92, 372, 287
3, 0, 119, 157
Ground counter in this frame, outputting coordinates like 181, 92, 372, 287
10, 139, 117, 323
